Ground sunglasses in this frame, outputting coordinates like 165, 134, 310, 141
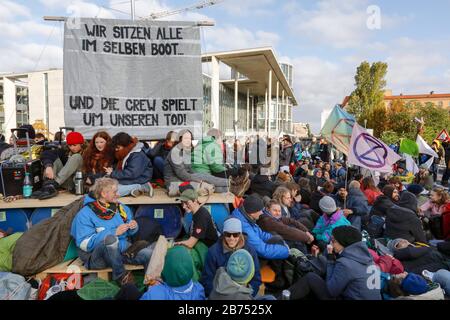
224, 232, 240, 238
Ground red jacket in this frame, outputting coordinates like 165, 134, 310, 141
363, 188, 383, 206
368, 249, 404, 275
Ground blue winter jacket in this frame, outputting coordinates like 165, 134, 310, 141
110, 142, 153, 185
326, 241, 382, 300
200, 238, 261, 297
346, 188, 371, 217
231, 207, 290, 260
71, 195, 138, 253
140, 280, 205, 300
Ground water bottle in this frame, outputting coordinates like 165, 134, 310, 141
74, 171, 84, 195
23, 172, 33, 198
281, 289, 291, 300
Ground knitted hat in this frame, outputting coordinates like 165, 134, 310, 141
401, 273, 428, 295
332, 226, 362, 247
406, 184, 424, 196
319, 196, 337, 214
161, 246, 194, 287
387, 238, 405, 252
223, 217, 242, 233
243, 195, 264, 214
226, 249, 255, 285
176, 189, 199, 202
66, 132, 84, 145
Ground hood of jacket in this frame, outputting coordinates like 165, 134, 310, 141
386, 204, 417, 223
397, 191, 418, 213
339, 241, 374, 266
212, 267, 253, 296
348, 188, 366, 199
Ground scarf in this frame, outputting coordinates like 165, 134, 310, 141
115, 137, 138, 171
88, 200, 128, 223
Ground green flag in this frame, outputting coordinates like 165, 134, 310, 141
399, 138, 419, 157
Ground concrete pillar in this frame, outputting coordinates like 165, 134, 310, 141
276, 81, 279, 133
251, 96, 254, 131
246, 88, 250, 133
268, 70, 272, 135
234, 70, 238, 128
211, 56, 220, 130
264, 88, 268, 133
281, 90, 285, 132
3, 77, 17, 138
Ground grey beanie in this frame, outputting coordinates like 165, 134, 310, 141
319, 196, 337, 214
387, 238, 405, 252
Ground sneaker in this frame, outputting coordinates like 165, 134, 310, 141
141, 182, 154, 197
422, 270, 434, 282
130, 188, 142, 198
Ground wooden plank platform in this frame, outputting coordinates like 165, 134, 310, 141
0, 189, 235, 209
36, 258, 144, 281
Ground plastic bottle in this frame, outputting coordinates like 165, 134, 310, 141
23, 172, 33, 198
281, 289, 291, 300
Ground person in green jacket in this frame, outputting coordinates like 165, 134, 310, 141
192, 129, 227, 178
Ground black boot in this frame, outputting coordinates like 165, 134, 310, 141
38, 180, 60, 200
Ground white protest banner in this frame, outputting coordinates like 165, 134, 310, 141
348, 123, 401, 173
63, 18, 203, 139
416, 135, 438, 169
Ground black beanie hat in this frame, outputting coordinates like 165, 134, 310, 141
332, 226, 362, 247
243, 195, 264, 214
406, 184, 424, 196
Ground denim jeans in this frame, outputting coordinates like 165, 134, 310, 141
87, 235, 154, 280
117, 184, 142, 197
432, 269, 450, 295
152, 156, 165, 180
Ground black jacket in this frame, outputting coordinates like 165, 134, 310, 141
370, 195, 394, 217
249, 174, 276, 199
40, 146, 69, 168
279, 145, 294, 167
385, 192, 426, 243
393, 246, 450, 274
147, 140, 172, 160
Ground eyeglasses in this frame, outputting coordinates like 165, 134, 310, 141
224, 232, 240, 238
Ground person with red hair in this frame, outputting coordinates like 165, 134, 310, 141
82, 131, 115, 188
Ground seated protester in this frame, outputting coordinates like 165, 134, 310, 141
419, 187, 450, 218
346, 181, 371, 230
361, 176, 383, 206
201, 218, 261, 297
308, 169, 327, 191
293, 161, 307, 183
272, 186, 293, 218
298, 178, 312, 206
82, 131, 114, 189
34, 133, 47, 145
192, 128, 227, 179
384, 272, 429, 299
310, 181, 335, 214
287, 226, 381, 300
389, 176, 405, 193
394, 163, 409, 177
406, 184, 429, 207
312, 196, 351, 250
284, 182, 319, 228
0, 124, 40, 160
164, 129, 228, 193
371, 185, 400, 217
257, 200, 314, 253
175, 189, 219, 249
209, 249, 274, 300
231, 195, 290, 260
71, 178, 155, 285
385, 192, 427, 244
414, 164, 434, 191
146, 131, 176, 180
36, 131, 86, 199
387, 239, 450, 275
0, 133, 11, 157
248, 164, 277, 199
331, 161, 346, 186
323, 162, 332, 175
141, 245, 205, 300
332, 187, 347, 209
105, 132, 153, 198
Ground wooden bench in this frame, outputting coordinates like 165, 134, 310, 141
0, 189, 235, 209
35, 258, 144, 281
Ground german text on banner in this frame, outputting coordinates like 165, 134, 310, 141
348, 123, 401, 173
63, 18, 203, 139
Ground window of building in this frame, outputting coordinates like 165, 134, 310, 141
16, 86, 29, 127
438, 101, 443, 107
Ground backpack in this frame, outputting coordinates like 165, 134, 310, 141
367, 215, 385, 238
282, 250, 326, 286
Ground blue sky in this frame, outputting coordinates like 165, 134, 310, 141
1, 0, 450, 132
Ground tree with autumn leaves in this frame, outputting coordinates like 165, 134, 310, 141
346, 61, 450, 145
